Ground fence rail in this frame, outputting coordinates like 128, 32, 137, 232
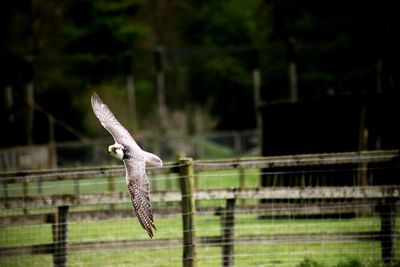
1, 150, 398, 183
1, 150, 400, 266
2, 186, 400, 210
192, 150, 400, 171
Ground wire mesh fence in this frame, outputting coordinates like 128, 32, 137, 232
1, 150, 399, 267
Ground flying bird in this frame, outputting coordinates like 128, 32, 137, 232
91, 92, 163, 238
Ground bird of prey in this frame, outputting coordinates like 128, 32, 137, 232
91, 92, 163, 238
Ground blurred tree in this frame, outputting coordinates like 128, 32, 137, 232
265, 0, 399, 99
62, 0, 148, 81
177, 0, 270, 130
0, 0, 149, 145
1, 0, 66, 145
1, 0, 398, 146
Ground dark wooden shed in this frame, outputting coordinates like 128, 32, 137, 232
262, 94, 400, 156
260, 93, 400, 187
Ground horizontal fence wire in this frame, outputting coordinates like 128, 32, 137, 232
1, 150, 400, 266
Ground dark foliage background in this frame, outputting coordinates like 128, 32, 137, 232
0, 0, 398, 147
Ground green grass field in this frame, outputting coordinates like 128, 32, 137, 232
1, 214, 398, 266
0, 215, 383, 247
1, 169, 261, 197
0, 243, 389, 267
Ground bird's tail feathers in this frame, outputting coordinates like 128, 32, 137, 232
144, 151, 163, 167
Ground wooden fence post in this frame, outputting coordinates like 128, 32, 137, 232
48, 114, 58, 169
287, 36, 298, 103
155, 46, 168, 134
53, 206, 69, 267
380, 198, 396, 264
221, 198, 236, 267
74, 179, 80, 204
239, 168, 245, 205
179, 157, 197, 267
23, 180, 29, 215
37, 179, 43, 195
124, 55, 138, 130
108, 176, 116, 210
357, 104, 368, 187
251, 47, 263, 156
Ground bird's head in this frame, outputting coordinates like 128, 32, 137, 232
108, 143, 125, 160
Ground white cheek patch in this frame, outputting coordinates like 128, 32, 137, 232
116, 149, 124, 159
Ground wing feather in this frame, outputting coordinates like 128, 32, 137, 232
91, 92, 135, 146
125, 159, 156, 238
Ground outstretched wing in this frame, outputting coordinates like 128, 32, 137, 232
91, 92, 161, 237
91, 92, 135, 146
124, 159, 156, 238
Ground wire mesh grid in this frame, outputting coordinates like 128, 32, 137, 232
0, 151, 399, 266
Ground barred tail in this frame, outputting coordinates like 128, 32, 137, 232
144, 151, 163, 167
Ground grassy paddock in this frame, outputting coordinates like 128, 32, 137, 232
0, 169, 260, 197
1, 215, 384, 247
1, 214, 397, 266
0, 242, 393, 267
1, 167, 398, 266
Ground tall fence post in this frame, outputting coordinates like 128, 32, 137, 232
53, 205, 69, 267
179, 157, 197, 267
155, 46, 168, 134
221, 198, 236, 267
251, 48, 263, 155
